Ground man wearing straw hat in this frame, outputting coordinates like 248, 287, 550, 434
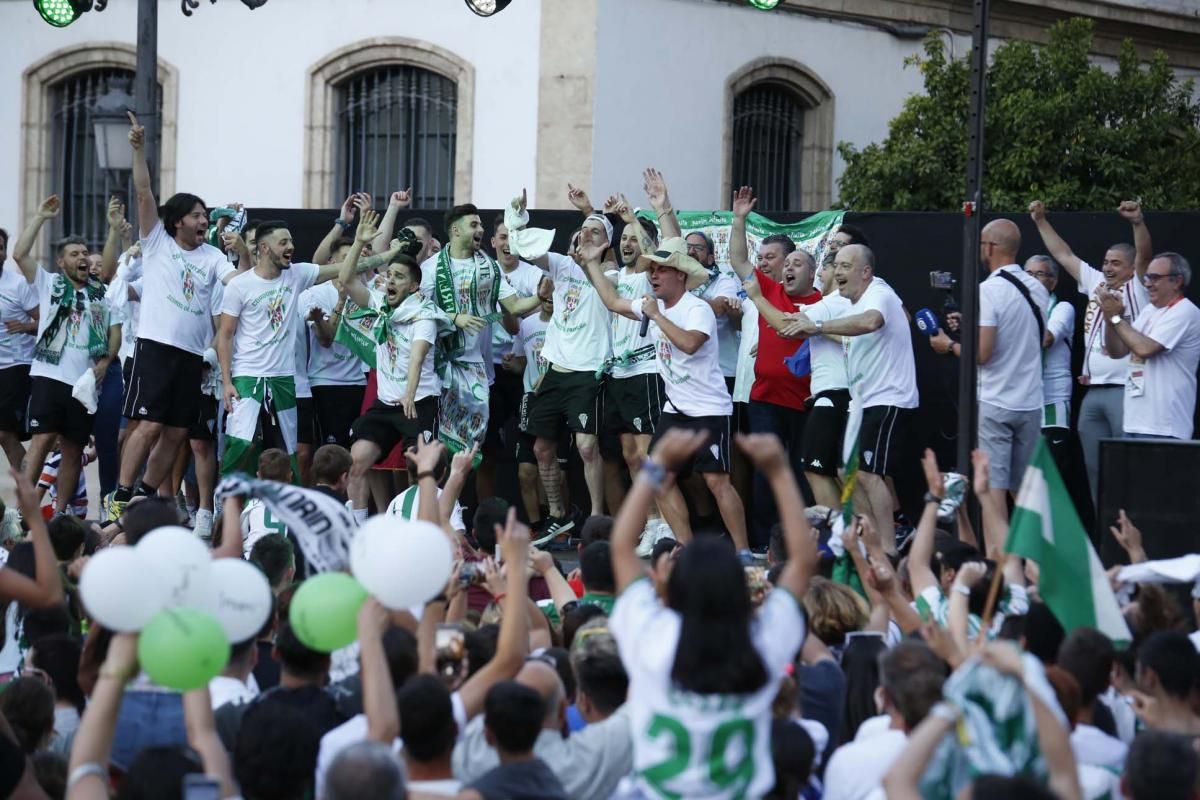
579, 231, 752, 562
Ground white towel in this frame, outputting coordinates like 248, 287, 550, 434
72, 369, 98, 414
503, 203, 555, 260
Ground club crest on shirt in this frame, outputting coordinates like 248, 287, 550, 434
578, 413, 588, 429
266, 294, 286, 331
564, 285, 581, 316
633, 417, 643, 432
863, 450, 874, 465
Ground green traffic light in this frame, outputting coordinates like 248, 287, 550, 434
34, 0, 82, 26
748, 0, 781, 9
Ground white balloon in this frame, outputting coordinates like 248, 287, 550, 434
350, 515, 453, 610
79, 548, 167, 632
209, 559, 273, 643
135, 525, 214, 610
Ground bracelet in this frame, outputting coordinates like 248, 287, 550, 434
493, 592, 507, 604
929, 702, 960, 723
951, 583, 971, 597
67, 763, 107, 792
335, 218, 350, 228
638, 459, 667, 492
416, 470, 437, 481
656, 207, 675, 218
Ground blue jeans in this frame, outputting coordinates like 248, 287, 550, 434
94, 359, 125, 497
110, 690, 186, 770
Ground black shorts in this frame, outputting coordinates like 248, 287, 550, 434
189, 395, 219, 442
27, 376, 94, 447
312, 384, 365, 448
350, 396, 438, 462
516, 393, 570, 465
525, 369, 602, 439
858, 405, 914, 477
651, 411, 732, 475
801, 389, 851, 476
296, 397, 315, 446
122, 339, 203, 429
0, 364, 31, 438
603, 373, 664, 437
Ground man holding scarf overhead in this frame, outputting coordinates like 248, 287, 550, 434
419, 204, 542, 464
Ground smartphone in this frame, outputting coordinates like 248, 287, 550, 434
183, 774, 221, 800
435, 624, 466, 683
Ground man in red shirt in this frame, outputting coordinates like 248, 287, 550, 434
728, 186, 822, 551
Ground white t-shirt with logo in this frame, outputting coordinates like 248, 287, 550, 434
370, 291, 439, 406
0, 268, 39, 369
491, 261, 543, 363
608, 268, 657, 379
541, 252, 611, 373
514, 313, 550, 395
610, 579, 805, 800
978, 264, 1049, 412
29, 267, 120, 386
221, 264, 320, 379
845, 279, 918, 409
696, 272, 742, 378
1077, 261, 1150, 385
630, 293, 731, 418
800, 293, 852, 396
138, 222, 234, 355
300, 283, 366, 387
1043, 296, 1075, 406
1124, 297, 1200, 440
112, 253, 144, 364
418, 254, 515, 365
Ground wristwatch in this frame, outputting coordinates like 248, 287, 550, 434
1109, 314, 1124, 326
814, 320, 824, 333
923, 491, 943, 506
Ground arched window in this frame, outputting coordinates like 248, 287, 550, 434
732, 83, 806, 212
725, 60, 835, 212
334, 65, 458, 209
50, 69, 163, 251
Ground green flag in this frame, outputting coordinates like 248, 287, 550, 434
1005, 439, 1130, 646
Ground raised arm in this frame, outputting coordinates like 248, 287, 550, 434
566, 183, 595, 218
439, 445, 477, 536
1119, 200, 1152, 279
0, 470, 65, 608
314, 193, 367, 265
579, 239, 636, 320
329, 210, 379, 286
531, 551, 580, 617
1028, 201, 1084, 282
909, 450, 945, 598
182, 688, 238, 799
729, 186, 757, 280
12, 196, 61, 283
643, 168, 681, 240
212, 494, 245, 560
372, 189, 411, 254
358, 598, 400, 743
67, 633, 139, 800
738, 434, 816, 599
100, 197, 126, 283
127, 113, 157, 238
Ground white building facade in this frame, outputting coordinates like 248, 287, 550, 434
1, 0, 1197, 247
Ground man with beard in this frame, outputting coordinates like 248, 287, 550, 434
1029, 199, 1152, 502
728, 186, 822, 549
420, 204, 542, 464
216, 213, 382, 479
12, 196, 121, 513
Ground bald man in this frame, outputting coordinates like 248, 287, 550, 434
931, 219, 1048, 510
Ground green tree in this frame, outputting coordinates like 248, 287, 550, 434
837, 18, 1200, 211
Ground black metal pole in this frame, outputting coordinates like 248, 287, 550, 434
134, 0, 158, 218
956, 0, 989, 481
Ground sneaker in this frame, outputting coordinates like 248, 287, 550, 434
636, 525, 658, 558
749, 545, 770, 561
938, 472, 968, 522
531, 516, 575, 548
193, 509, 213, 542
102, 491, 127, 523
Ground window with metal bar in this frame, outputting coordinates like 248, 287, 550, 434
334, 65, 457, 210
731, 82, 806, 212
50, 69, 162, 255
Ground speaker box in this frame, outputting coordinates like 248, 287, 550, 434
1096, 438, 1200, 566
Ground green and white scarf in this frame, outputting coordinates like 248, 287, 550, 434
432, 247, 502, 366
336, 293, 450, 368
33, 274, 108, 366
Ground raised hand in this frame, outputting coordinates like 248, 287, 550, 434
732, 186, 757, 220
512, 188, 529, 215
497, 507, 531, 569
355, 210, 380, 244
127, 111, 145, 151
356, 596, 390, 640
1117, 200, 1143, 223
566, 184, 590, 214
352, 192, 373, 215
954, 560, 987, 590
1109, 508, 1145, 561
405, 436, 447, 476
602, 195, 621, 215
735, 432, 788, 475
921, 448, 946, 498
339, 195, 360, 223
390, 188, 413, 209
103, 632, 141, 682
107, 196, 126, 229
37, 195, 62, 220
643, 168, 671, 211
10, 468, 41, 520
1028, 199, 1046, 223
615, 194, 637, 224
649, 427, 710, 472
450, 442, 480, 476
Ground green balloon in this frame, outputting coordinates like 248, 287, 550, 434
138, 608, 231, 691
289, 573, 367, 653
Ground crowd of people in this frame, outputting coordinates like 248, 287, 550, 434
0, 109, 1193, 799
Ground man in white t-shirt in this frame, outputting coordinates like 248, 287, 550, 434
419, 205, 542, 466
822, 641, 946, 800
217, 216, 379, 480
931, 219, 1048, 508
1099, 252, 1200, 440
1024, 256, 1077, 470
11, 196, 121, 513
107, 114, 237, 520
0, 226, 40, 470
1030, 199, 1153, 500
582, 235, 751, 556
787, 245, 918, 553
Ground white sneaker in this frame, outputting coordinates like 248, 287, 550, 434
193, 509, 214, 542
636, 525, 657, 558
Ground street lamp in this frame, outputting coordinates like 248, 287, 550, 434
92, 78, 136, 175
464, 0, 512, 16
32, 0, 94, 27
748, 0, 781, 9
